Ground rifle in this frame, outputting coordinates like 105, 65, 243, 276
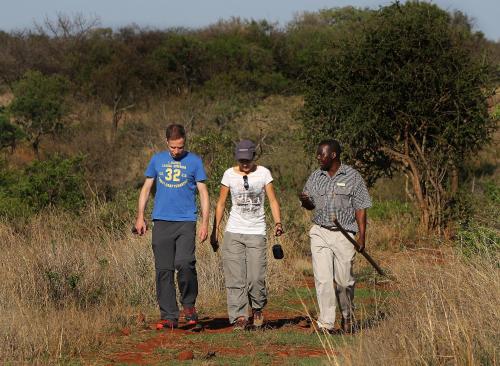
333, 218, 386, 277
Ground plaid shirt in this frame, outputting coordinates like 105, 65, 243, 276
303, 164, 372, 233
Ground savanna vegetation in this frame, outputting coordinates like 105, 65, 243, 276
0, 2, 498, 365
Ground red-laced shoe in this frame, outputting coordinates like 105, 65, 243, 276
184, 306, 198, 326
156, 319, 178, 330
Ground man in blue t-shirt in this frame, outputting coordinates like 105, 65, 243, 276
135, 124, 209, 330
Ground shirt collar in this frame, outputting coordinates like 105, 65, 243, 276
319, 163, 347, 178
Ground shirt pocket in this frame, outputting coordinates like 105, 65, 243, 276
332, 185, 352, 209
313, 185, 327, 209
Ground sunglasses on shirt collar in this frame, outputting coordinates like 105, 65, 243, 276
243, 175, 249, 190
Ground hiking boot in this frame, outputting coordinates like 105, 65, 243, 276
252, 309, 264, 328
233, 317, 248, 331
184, 306, 198, 326
156, 319, 178, 330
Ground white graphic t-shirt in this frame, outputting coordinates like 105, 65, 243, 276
221, 166, 273, 235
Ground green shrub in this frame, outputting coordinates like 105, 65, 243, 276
189, 131, 234, 196
483, 180, 500, 204
369, 200, 412, 220
456, 224, 500, 257
491, 104, 500, 121
0, 111, 25, 151
445, 188, 475, 228
0, 160, 32, 217
18, 155, 86, 213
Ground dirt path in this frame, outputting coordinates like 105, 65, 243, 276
95, 313, 324, 365
85, 276, 388, 365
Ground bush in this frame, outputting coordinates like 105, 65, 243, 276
18, 155, 86, 213
0, 160, 32, 217
483, 180, 500, 204
369, 200, 412, 220
189, 131, 234, 196
456, 224, 500, 257
0, 110, 25, 151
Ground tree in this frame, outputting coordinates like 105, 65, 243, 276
81, 29, 141, 133
0, 109, 25, 153
148, 32, 208, 94
9, 70, 69, 158
301, 2, 495, 233
284, 7, 372, 83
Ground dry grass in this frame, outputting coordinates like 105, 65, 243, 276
328, 249, 500, 366
0, 209, 154, 362
0, 203, 301, 363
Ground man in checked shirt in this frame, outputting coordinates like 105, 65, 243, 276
299, 139, 372, 334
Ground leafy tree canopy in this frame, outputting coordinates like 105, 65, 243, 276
301, 1, 496, 231
9, 70, 69, 156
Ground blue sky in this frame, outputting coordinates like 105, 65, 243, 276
1, 0, 499, 41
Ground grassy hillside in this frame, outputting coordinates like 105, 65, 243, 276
0, 92, 498, 364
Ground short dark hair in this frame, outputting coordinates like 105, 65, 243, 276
166, 124, 186, 140
318, 139, 342, 155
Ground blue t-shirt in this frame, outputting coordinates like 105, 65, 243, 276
145, 151, 207, 222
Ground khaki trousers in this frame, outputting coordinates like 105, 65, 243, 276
310, 225, 356, 330
222, 231, 267, 323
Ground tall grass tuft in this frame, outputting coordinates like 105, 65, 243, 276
343, 249, 499, 365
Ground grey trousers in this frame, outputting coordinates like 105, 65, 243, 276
222, 231, 267, 323
152, 220, 197, 321
310, 225, 356, 330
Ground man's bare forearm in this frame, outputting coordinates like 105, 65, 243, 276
137, 181, 152, 220
355, 209, 367, 247
198, 184, 209, 228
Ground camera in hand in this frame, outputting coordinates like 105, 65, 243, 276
272, 244, 284, 260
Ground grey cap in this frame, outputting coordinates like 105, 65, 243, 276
235, 140, 256, 160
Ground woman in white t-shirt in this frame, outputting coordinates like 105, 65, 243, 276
211, 139, 284, 331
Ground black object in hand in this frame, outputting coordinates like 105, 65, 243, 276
272, 244, 284, 259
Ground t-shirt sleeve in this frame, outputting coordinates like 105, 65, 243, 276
144, 155, 157, 178
264, 167, 273, 185
352, 172, 372, 210
194, 157, 207, 182
221, 169, 230, 187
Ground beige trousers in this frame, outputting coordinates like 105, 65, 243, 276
310, 225, 356, 330
222, 231, 267, 323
